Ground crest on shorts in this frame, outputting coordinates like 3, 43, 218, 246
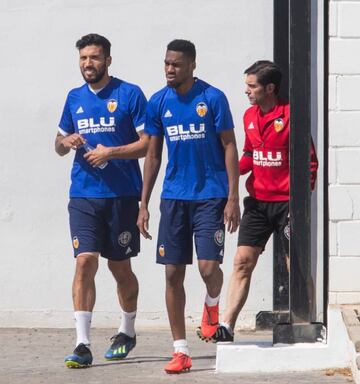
284, 224, 290, 240
107, 99, 118, 113
158, 244, 165, 257
196, 102, 208, 117
118, 231, 132, 247
72, 236, 79, 249
214, 229, 225, 246
274, 118, 284, 132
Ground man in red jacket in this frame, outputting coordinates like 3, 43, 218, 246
198, 60, 318, 342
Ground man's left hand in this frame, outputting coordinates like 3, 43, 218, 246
224, 198, 240, 233
84, 144, 111, 168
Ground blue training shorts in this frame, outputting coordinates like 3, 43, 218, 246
156, 198, 227, 265
68, 197, 140, 261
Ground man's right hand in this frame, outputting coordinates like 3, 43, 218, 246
55, 132, 86, 156
61, 133, 86, 150
137, 205, 152, 240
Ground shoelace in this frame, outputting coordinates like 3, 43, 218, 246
110, 333, 127, 345
74, 344, 90, 355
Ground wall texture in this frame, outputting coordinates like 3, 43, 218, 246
329, 0, 360, 304
0, 0, 273, 327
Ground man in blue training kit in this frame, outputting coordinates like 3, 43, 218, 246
55, 34, 148, 368
137, 39, 240, 374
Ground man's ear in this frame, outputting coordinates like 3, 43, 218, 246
266, 83, 275, 94
107, 55, 112, 67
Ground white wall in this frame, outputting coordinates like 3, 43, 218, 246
0, 0, 273, 328
329, 0, 360, 304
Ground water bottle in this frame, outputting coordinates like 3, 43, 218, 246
82, 142, 108, 169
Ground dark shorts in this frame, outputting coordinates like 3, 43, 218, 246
156, 198, 227, 265
238, 197, 289, 253
68, 197, 140, 261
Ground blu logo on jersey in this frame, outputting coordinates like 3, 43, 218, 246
166, 123, 205, 136
253, 150, 283, 167
253, 150, 282, 162
77, 117, 115, 129
166, 123, 206, 142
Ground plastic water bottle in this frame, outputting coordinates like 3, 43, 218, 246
82, 142, 108, 169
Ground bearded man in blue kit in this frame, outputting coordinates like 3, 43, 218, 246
55, 33, 148, 368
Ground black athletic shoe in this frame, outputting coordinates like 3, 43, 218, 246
65, 343, 93, 368
197, 325, 234, 343
104, 332, 136, 360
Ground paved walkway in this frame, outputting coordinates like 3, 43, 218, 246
0, 327, 354, 384
342, 305, 360, 383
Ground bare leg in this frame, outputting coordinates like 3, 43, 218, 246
165, 264, 187, 341
72, 253, 99, 311
108, 259, 138, 312
223, 246, 262, 330
198, 260, 223, 298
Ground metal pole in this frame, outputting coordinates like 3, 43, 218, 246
273, 0, 325, 343
323, 0, 329, 329
289, 0, 312, 323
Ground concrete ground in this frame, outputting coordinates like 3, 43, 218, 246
0, 327, 353, 384
342, 305, 360, 383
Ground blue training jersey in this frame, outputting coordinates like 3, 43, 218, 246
59, 77, 147, 198
145, 78, 234, 200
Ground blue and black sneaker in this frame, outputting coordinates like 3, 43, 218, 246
65, 343, 93, 368
196, 325, 234, 343
104, 332, 136, 360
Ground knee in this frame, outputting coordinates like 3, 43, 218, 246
199, 265, 220, 283
108, 260, 136, 285
199, 269, 212, 283
198, 260, 221, 282
108, 259, 127, 276
75, 255, 98, 280
232, 252, 257, 278
166, 271, 184, 290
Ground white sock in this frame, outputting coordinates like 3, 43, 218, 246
205, 293, 220, 307
118, 309, 136, 338
220, 321, 234, 335
75, 311, 92, 347
173, 339, 189, 355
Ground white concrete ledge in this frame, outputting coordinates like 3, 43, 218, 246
216, 309, 353, 373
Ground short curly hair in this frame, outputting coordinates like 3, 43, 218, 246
167, 39, 196, 61
76, 33, 111, 57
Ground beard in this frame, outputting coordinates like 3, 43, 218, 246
81, 63, 107, 84
167, 80, 180, 89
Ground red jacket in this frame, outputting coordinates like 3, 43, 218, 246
239, 101, 318, 202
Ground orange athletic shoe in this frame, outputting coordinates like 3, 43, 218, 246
164, 352, 192, 374
200, 303, 219, 338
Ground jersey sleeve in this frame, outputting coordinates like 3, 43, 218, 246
239, 154, 253, 175
129, 86, 147, 133
144, 97, 164, 136
238, 114, 253, 175
243, 131, 253, 153
211, 91, 234, 133
58, 94, 74, 136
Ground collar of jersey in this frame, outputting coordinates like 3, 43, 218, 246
170, 77, 200, 100
256, 100, 286, 122
86, 76, 114, 96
